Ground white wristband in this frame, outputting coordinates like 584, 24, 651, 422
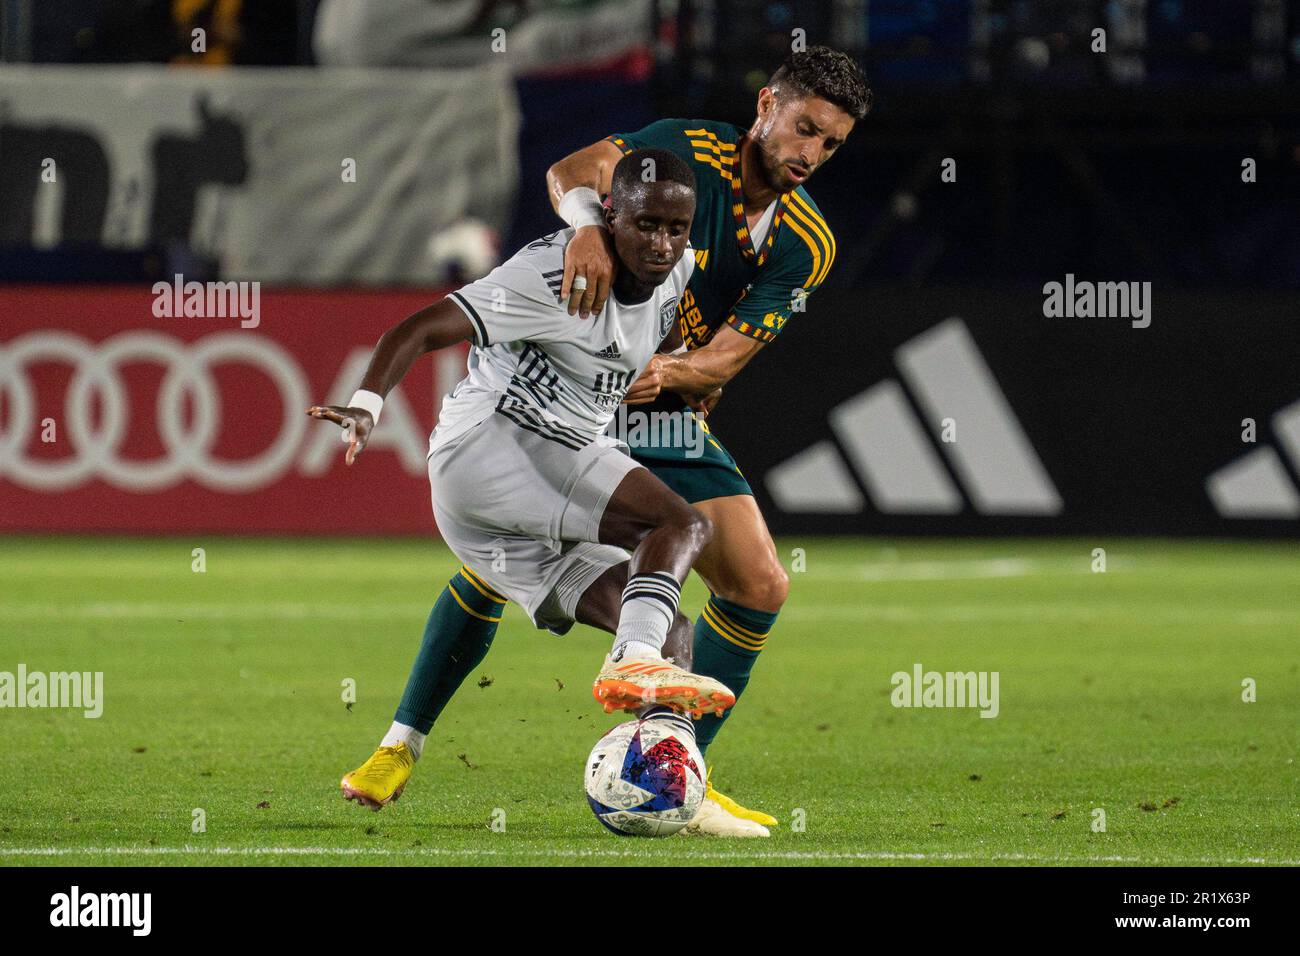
558, 186, 605, 230
347, 389, 384, 426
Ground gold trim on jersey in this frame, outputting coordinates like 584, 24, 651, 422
787, 192, 836, 286
782, 214, 826, 290
686, 128, 739, 181
684, 129, 737, 151
689, 139, 738, 159
729, 317, 778, 343
694, 153, 736, 180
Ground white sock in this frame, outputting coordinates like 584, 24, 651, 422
616, 639, 663, 660
612, 572, 681, 660
638, 704, 697, 740
380, 721, 426, 761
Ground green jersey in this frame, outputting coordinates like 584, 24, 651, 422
607, 118, 836, 352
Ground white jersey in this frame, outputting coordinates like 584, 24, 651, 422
433, 227, 694, 452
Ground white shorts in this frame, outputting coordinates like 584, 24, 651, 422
427, 409, 641, 633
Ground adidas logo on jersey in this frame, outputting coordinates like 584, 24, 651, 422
596, 341, 622, 359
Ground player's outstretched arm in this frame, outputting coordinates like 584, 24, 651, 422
546, 138, 624, 318
622, 320, 721, 418
627, 325, 764, 408
306, 299, 474, 465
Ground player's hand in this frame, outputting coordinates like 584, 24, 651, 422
306, 405, 375, 466
562, 225, 614, 319
623, 356, 665, 405
683, 387, 723, 419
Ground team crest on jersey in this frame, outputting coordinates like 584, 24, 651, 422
659, 298, 678, 338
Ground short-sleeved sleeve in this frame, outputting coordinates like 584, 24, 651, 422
727, 201, 836, 343
446, 257, 566, 348
724, 261, 821, 343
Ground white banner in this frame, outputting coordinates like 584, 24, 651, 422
313, 0, 652, 74
0, 64, 519, 284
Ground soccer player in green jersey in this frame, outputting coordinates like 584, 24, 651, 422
340, 46, 871, 837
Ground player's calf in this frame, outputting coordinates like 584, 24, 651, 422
597, 468, 713, 666
587, 468, 733, 716
607, 568, 731, 710
580, 561, 727, 714
577, 564, 694, 668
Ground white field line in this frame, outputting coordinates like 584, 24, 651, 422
1, 601, 1294, 627
0, 846, 1292, 865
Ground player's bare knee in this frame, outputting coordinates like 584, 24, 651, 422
769, 564, 791, 609
681, 505, 714, 550
729, 563, 788, 613
646, 502, 712, 552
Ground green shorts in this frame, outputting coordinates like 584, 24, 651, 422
628, 417, 753, 504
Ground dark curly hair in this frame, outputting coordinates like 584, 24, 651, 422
769, 46, 873, 120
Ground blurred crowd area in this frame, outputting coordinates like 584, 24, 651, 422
7, 1, 1297, 83
2, 1, 1298, 288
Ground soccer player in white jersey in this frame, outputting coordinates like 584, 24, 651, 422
308, 149, 735, 809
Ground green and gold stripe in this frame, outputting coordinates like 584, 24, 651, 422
702, 599, 769, 652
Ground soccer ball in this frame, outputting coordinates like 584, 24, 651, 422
584, 712, 706, 837
426, 217, 499, 284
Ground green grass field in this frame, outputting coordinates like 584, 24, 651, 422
0, 536, 1296, 867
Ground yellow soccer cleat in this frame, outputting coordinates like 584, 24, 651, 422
704, 768, 778, 827
340, 744, 414, 811
592, 655, 735, 718
683, 769, 777, 836
683, 796, 770, 837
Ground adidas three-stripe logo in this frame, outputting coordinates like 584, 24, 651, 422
1206, 397, 1300, 518
615, 661, 674, 674
766, 318, 1063, 516
541, 269, 564, 302
596, 341, 621, 359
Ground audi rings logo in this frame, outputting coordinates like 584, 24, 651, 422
0, 331, 309, 492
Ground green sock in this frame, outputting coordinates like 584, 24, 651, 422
393, 568, 505, 734
690, 596, 778, 754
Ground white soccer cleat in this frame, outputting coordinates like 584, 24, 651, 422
592, 655, 735, 718
683, 795, 771, 838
